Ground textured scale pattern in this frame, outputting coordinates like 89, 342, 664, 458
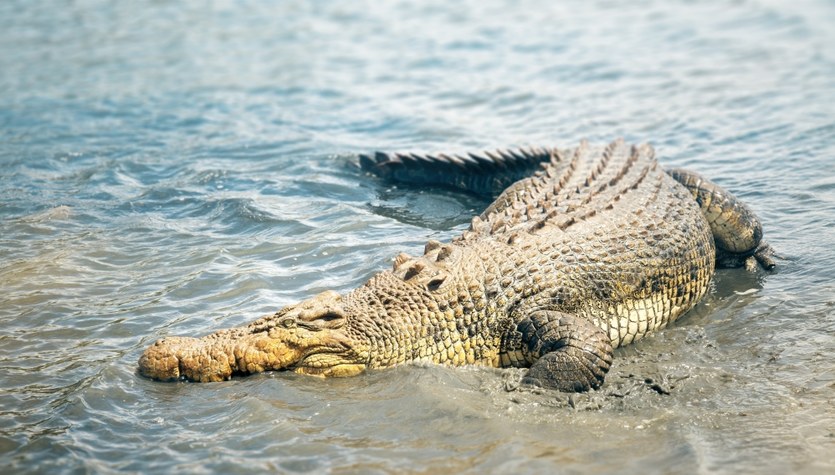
139, 139, 773, 392
457, 139, 715, 349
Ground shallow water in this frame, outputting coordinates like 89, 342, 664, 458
2, 0, 834, 473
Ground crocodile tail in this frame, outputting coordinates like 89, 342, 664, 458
666, 168, 776, 270
358, 146, 554, 197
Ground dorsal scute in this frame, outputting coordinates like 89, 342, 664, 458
479, 140, 660, 237
391, 245, 452, 292
359, 146, 555, 197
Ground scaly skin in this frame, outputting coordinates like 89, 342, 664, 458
138, 140, 775, 391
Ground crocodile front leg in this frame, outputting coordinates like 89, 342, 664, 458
513, 311, 614, 392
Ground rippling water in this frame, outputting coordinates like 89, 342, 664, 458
2, 0, 834, 473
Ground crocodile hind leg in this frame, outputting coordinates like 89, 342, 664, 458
514, 311, 613, 392
667, 168, 776, 270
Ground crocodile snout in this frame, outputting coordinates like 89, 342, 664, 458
138, 337, 192, 381
138, 336, 236, 382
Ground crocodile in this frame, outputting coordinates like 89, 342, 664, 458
138, 139, 776, 391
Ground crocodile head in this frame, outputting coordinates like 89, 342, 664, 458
138, 290, 371, 382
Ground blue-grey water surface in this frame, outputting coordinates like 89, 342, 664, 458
2, 1, 834, 473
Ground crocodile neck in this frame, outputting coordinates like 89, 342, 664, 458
351, 240, 518, 369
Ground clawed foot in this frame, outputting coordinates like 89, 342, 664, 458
742, 241, 780, 271
751, 241, 778, 270
720, 240, 781, 271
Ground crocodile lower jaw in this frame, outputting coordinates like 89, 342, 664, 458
292, 363, 367, 378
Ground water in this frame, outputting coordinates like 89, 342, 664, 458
1, 0, 834, 473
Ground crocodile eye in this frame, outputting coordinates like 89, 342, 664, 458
280, 318, 296, 329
